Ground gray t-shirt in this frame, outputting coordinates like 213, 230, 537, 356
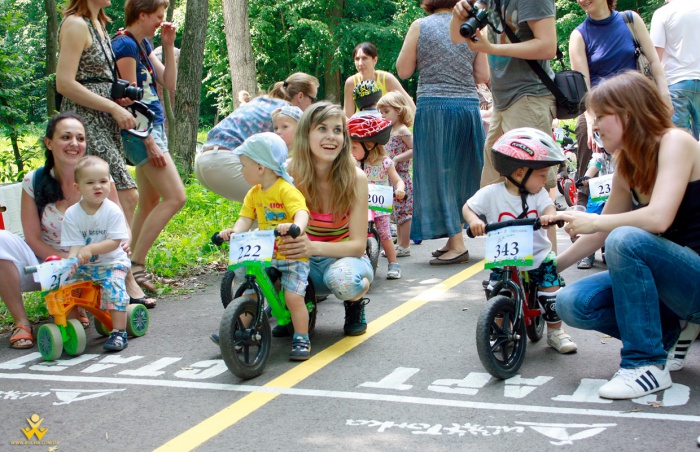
485, 0, 555, 110
416, 13, 478, 99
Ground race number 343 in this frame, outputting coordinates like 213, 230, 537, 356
484, 226, 534, 269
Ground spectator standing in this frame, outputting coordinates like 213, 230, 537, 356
650, 0, 700, 140
398, 0, 488, 265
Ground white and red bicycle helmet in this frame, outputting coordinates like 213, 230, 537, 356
347, 115, 392, 145
491, 127, 565, 177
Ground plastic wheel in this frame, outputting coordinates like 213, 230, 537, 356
220, 270, 236, 308
367, 231, 380, 276
563, 179, 577, 207
64, 319, 87, 356
126, 304, 150, 337
525, 314, 545, 342
219, 295, 271, 380
475, 295, 527, 380
94, 319, 111, 337
37, 323, 63, 361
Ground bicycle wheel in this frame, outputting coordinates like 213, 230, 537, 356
64, 319, 87, 356
475, 295, 527, 380
563, 179, 577, 207
126, 304, 150, 337
37, 324, 63, 361
526, 314, 545, 342
219, 295, 271, 380
220, 270, 236, 308
367, 231, 380, 275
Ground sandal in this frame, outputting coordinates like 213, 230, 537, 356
131, 262, 157, 292
78, 308, 90, 329
9, 325, 34, 349
130, 296, 157, 309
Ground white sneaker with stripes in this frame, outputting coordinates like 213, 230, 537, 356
598, 365, 672, 400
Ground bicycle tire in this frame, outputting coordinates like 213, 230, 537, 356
367, 231, 380, 275
219, 295, 271, 380
220, 270, 236, 308
475, 295, 527, 380
563, 179, 577, 207
525, 314, 545, 342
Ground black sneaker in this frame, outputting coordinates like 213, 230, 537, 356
103, 331, 128, 351
343, 298, 370, 336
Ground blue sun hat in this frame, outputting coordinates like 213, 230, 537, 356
234, 132, 294, 185
276, 105, 303, 122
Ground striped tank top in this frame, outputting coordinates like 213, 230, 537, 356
306, 211, 350, 242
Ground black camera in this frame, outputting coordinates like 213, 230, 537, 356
111, 79, 143, 101
459, 4, 493, 41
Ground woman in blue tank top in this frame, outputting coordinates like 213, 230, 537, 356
552, 72, 700, 401
569, 0, 669, 206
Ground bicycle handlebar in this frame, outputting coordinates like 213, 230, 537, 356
211, 224, 301, 246
466, 218, 565, 238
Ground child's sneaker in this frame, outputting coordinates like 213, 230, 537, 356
598, 365, 672, 399
667, 322, 700, 371
386, 262, 401, 279
289, 338, 311, 361
547, 329, 577, 354
577, 254, 595, 269
395, 245, 411, 257
103, 331, 128, 351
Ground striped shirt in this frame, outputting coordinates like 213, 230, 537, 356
306, 210, 350, 242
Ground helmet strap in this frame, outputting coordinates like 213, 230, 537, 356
506, 167, 534, 219
359, 142, 374, 170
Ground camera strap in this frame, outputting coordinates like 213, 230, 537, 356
112, 29, 156, 84
86, 18, 122, 82
492, 0, 570, 107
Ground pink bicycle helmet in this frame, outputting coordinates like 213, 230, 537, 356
491, 127, 565, 177
347, 115, 392, 145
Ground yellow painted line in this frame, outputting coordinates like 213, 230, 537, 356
153, 260, 486, 452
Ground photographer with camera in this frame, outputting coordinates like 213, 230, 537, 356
113, 0, 186, 293
450, 0, 558, 189
56, 0, 139, 223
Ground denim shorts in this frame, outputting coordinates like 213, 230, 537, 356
121, 123, 168, 167
309, 255, 374, 300
271, 258, 309, 297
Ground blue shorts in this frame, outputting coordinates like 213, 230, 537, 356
66, 264, 129, 311
309, 255, 374, 300
271, 259, 309, 297
490, 251, 563, 289
121, 123, 168, 167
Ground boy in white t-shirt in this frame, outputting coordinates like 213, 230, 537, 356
62, 156, 131, 351
462, 128, 577, 354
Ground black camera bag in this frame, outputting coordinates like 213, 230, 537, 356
493, 0, 587, 119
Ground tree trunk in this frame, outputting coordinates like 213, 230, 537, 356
172, 0, 210, 179
45, 0, 59, 114
223, 0, 257, 111
323, 0, 344, 103
163, 0, 177, 137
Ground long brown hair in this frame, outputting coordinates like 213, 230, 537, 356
586, 71, 674, 194
288, 102, 356, 219
62, 0, 110, 25
268, 72, 320, 103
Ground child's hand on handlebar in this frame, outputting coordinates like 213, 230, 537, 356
395, 188, 406, 200
539, 215, 557, 228
219, 228, 235, 242
468, 218, 486, 237
76, 247, 93, 266
276, 223, 293, 236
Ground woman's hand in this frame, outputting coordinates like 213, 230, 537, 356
145, 135, 167, 168
553, 210, 599, 239
160, 22, 177, 47
278, 233, 314, 260
110, 104, 137, 130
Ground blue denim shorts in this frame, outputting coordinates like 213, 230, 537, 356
121, 123, 168, 167
309, 255, 374, 300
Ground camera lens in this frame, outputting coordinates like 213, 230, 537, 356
125, 86, 144, 101
460, 18, 478, 38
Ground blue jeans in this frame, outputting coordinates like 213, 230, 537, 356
557, 226, 700, 368
669, 79, 700, 140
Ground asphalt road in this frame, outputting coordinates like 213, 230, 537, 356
1, 228, 698, 451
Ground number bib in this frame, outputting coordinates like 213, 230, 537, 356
229, 230, 275, 269
484, 225, 534, 269
553, 127, 565, 141
368, 184, 393, 213
33, 258, 79, 292
589, 173, 613, 203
